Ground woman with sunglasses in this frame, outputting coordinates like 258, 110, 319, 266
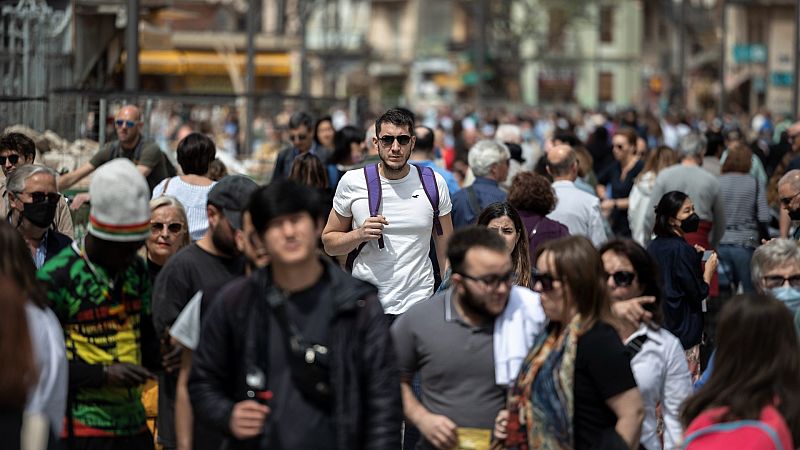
145, 196, 190, 280
495, 236, 644, 450
600, 238, 692, 450
477, 202, 532, 289
647, 191, 717, 378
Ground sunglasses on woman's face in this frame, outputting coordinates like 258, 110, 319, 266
606, 270, 637, 287
532, 269, 559, 292
151, 222, 183, 234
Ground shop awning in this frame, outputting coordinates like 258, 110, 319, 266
138, 50, 291, 76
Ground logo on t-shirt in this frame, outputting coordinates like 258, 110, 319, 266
412, 194, 420, 198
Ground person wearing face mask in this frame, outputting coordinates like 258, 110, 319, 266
6, 165, 72, 269
777, 170, 800, 240
750, 238, 800, 322
648, 191, 718, 381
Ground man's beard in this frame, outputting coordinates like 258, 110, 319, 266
379, 152, 410, 175
459, 284, 499, 320
212, 223, 239, 257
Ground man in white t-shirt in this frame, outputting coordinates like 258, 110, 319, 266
323, 108, 454, 316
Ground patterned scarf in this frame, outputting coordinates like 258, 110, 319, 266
501, 315, 583, 450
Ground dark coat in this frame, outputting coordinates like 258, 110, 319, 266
188, 259, 402, 450
519, 209, 570, 262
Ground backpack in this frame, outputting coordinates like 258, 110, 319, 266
682, 406, 794, 450
345, 163, 443, 271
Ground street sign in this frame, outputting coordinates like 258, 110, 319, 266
733, 44, 767, 64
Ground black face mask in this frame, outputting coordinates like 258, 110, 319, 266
680, 213, 701, 233
790, 208, 800, 221
21, 200, 57, 229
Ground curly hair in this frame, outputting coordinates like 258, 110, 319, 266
507, 172, 557, 215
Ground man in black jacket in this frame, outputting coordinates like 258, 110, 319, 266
189, 180, 402, 450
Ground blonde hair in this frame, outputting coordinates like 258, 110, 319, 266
140, 195, 191, 261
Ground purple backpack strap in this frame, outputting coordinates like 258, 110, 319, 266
413, 164, 443, 236
364, 164, 385, 249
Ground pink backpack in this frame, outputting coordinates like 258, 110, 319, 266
683, 405, 793, 450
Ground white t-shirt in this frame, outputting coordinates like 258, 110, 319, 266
170, 291, 203, 351
333, 165, 452, 314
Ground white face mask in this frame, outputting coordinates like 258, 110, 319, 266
771, 286, 800, 314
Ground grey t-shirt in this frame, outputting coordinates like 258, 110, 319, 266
391, 290, 505, 440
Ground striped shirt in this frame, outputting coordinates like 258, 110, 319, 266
152, 177, 216, 241
719, 173, 769, 247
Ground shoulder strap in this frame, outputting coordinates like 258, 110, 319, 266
413, 164, 443, 236
364, 164, 384, 249
466, 185, 482, 219
682, 420, 785, 450
160, 177, 173, 196
624, 334, 648, 359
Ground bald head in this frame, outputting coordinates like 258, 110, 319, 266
114, 104, 143, 148
546, 144, 578, 180
779, 170, 800, 192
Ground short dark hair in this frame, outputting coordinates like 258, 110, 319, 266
289, 112, 313, 130
414, 126, 435, 153
653, 190, 689, 237
330, 125, 365, 165
0, 132, 36, 161
614, 127, 638, 146
508, 172, 557, 215
598, 238, 664, 325
447, 226, 508, 275
248, 180, 321, 234
375, 108, 415, 136
177, 133, 216, 175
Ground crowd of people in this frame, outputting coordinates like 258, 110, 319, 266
2, 102, 800, 450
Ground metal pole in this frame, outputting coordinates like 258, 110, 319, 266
125, 0, 139, 91
300, 0, 309, 110
143, 97, 153, 138
245, 0, 257, 157
99, 98, 107, 148
719, 0, 726, 117
794, 0, 800, 119
678, 0, 686, 107
473, 0, 487, 110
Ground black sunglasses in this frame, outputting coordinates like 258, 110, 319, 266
289, 134, 308, 142
151, 222, 184, 234
763, 275, 800, 289
780, 192, 800, 206
532, 269, 559, 292
0, 154, 20, 165
457, 270, 514, 289
19, 191, 61, 205
115, 119, 136, 128
378, 134, 412, 147
606, 270, 637, 287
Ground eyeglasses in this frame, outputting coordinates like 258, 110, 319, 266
289, 134, 308, 142
606, 270, 637, 287
456, 270, 514, 290
151, 222, 184, 234
378, 134, 412, 147
780, 192, 800, 206
762, 275, 800, 289
18, 191, 60, 205
0, 154, 20, 165
532, 269, 560, 292
115, 119, 136, 128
